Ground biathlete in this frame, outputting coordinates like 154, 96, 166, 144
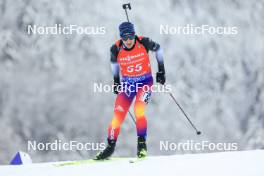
95, 21, 166, 160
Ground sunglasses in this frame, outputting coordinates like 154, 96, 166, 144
122, 35, 135, 41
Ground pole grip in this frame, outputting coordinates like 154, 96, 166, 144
122, 3, 131, 10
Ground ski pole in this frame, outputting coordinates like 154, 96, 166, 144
128, 110, 136, 124
122, 3, 131, 22
168, 91, 201, 135
121, 3, 134, 124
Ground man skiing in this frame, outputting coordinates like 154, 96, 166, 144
95, 22, 166, 160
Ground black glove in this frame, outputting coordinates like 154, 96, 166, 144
113, 82, 121, 94
113, 76, 121, 94
156, 71, 166, 85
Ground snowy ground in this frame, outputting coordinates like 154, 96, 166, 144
0, 150, 263, 176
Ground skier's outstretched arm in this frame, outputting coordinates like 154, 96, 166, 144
140, 37, 166, 84
110, 44, 120, 94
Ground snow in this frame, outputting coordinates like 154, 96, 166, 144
0, 150, 263, 176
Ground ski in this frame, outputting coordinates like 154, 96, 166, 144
53, 156, 147, 167
53, 157, 125, 167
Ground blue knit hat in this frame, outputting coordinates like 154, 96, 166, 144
119, 22, 135, 38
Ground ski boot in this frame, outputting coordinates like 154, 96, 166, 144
94, 139, 116, 160
137, 136, 147, 158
